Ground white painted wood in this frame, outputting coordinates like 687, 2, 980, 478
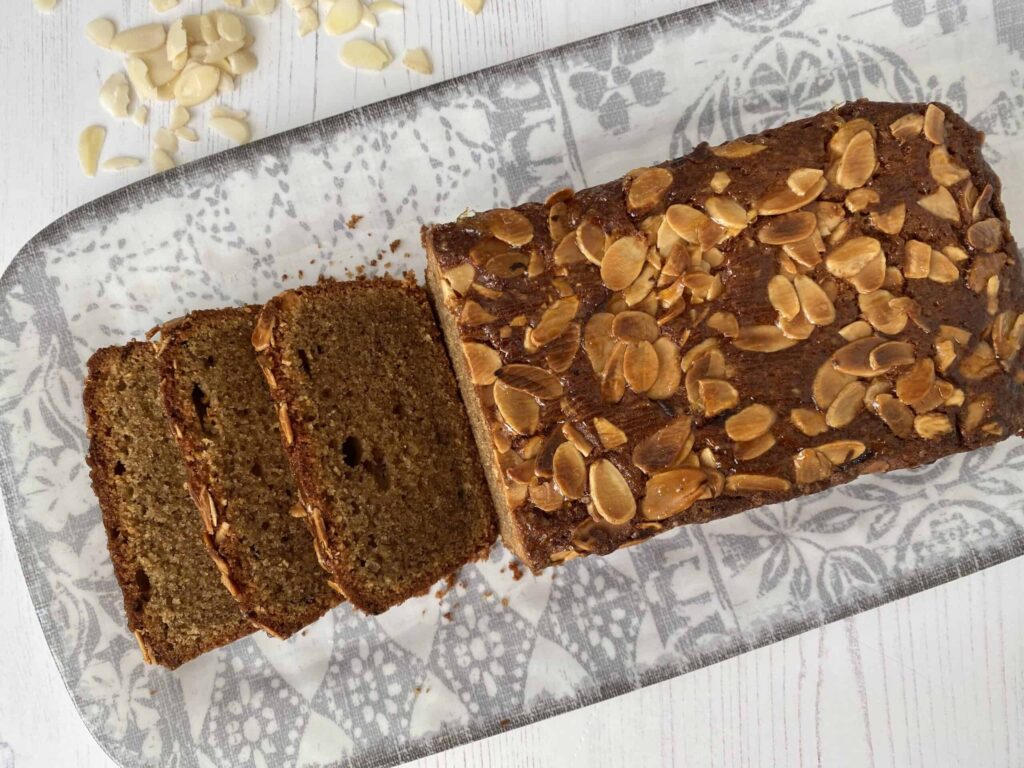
2, 2, 1023, 767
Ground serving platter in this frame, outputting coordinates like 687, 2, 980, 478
2, 0, 1024, 765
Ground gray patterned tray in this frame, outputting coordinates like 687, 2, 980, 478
3, 0, 1024, 765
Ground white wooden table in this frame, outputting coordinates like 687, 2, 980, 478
2, 1, 1022, 766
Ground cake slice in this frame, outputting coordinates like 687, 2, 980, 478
84, 343, 254, 668
252, 278, 497, 614
424, 100, 1024, 572
156, 306, 342, 638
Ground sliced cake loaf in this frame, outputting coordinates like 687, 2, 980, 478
84, 343, 254, 668
156, 307, 342, 638
252, 278, 497, 614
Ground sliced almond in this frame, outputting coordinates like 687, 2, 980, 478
792, 275, 835, 326
825, 236, 882, 279
794, 448, 833, 485
960, 341, 1000, 381
528, 481, 564, 512
725, 404, 776, 442
928, 249, 959, 283
77, 126, 106, 178
173, 63, 220, 106
829, 118, 876, 158
923, 104, 945, 144
710, 171, 731, 193
101, 156, 143, 172
325, 0, 363, 34
839, 320, 873, 341
787, 168, 824, 195
641, 469, 708, 520
339, 38, 391, 70
778, 311, 814, 341
928, 145, 969, 186
664, 204, 709, 243
836, 130, 876, 189
532, 296, 579, 346
967, 218, 1003, 254
612, 311, 658, 343
552, 442, 586, 500
869, 340, 915, 371
783, 237, 824, 269
624, 264, 657, 307
845, 188, 880, 213
896, 358, 935, 406
622, 341, 659, 394
833, 336, 885, 377
757, 211, 817, 245
576, 220, 607, 263
680, 338, 719, 372
698, 378, 739, 417
733, 325, 798, 353
646, 337, 681, 400
813, 360, 856, 409
86, 18, 118, 48
858, 290, 907, 335
402, 47, 433, 75
583, 313, 617, 375
870, 203, 906, 235
463, 342, 501, 384
601, 235, 648, 291
209, 116, 251, 144
632, 417, 693, 475
757, 177, 827, 216
915, 412, 952, 439
848, 252, 886, 294
496, 364, 562, 400
706, 311, 739, 338
590, 459, 636, 525
545, 324, 580, 374
704, 196, 748, 230
826, 380, 867, 428
99, 73, 131, 118
918, 187, 960, 223
724, 474, 791, 495
628, 167, 673, 210
711, 139, 766, 158
594, 417, 628, 450
443, 264, 475, 297
890, 113, 923, 142
111, 23, 166, 54
903, 240, 933, 279
791, 407, 829, 437
870, 393, 915, 438
493, 379, 539, 435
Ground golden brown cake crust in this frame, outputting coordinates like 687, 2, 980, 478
253, 278, 497, 614
156, 306, 342, 639
84, 343, 253, 668
424, 100, 1024, 572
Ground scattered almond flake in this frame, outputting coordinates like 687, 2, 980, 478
77, 126, 106, 177
175, 126, 199, 142
174, 63, 221, 106
402, 47, 433, 75
212, 105, 248, 119
226, 49, 259, 76
154, 127, 179, 153
218, 71, 236, 94
371, 0, 404, 13
133, 106, 149, 126
361, 6, 379, 28
295, 6, 319, 36
459, 0, 485, 13
125, 57, 157, 100
340, 38, 392, 70
325, 0, 363, 35
101, 156, 143, 172
99, 72, 131, 118
243, 0, 279, 16
151, 0, 181, 12
216, 11, 246, 41
34, 0, 58, 12
110, 23, 167, 55
86, 19, 117, 48
209, 116, 252, 144
151, 148, 176, 173
166, 20, 187, 62
169, 105, 191, 130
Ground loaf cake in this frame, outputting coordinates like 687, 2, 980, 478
252, 278, 497, 614
84, 343, 254, 668
423, 100, 1024, 572
156, 307, 342, 638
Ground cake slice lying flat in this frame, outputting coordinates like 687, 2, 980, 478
252, 278, 497, 614
84, 343, 254, 668
156, 307, 342, 638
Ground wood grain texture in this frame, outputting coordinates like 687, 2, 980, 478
2, 1, 1023, 767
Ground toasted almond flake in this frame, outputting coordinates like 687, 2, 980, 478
966, 218, 1003, 254
869, 340, 915, 371
704, 195, 747, 230
551, 443, 586, 499
640, 337, 680, 400
829, 118, 876, 158
790, 407, 828, 437
757, 177, 827, 216
787, 167, 824, 195
757, 211, 816, 245
836, 130, 876, 189
100, 156, 142, 172
871, 393, 915, 437
496, 364, 562, 400
725, 404, 776, 442
813, 361, 857, 409
442, 264, 475, 298
601, 234, 648, 291
590, 459, 636, 524
890, 113, 923, 141
542, 324, 579, 374
711, 139, 767, 158
340, 38, 392, 70
733, 325, 798, 353
923, 104, 945, 144
826, 380, 866, 428
575, 220, 606, 264
928, 145, 969, 186
915, 412, 952, 439
86, 18, 117, 48
896, 358, 935, 406
679, 338, 718, 372
77, 126, 106, 178
531, 296, 578, 346
869, 203, 906, 236
725, 474, 791, 495
631, 417, 693, 475
782, 237, 823, 269
601, 341, 626, 402
902, 240, 932, 280
698, 378, 738, 417
493, 380, 539, 435
838, 320, 872, 341
793, 448, 833, 485
151, 148, 175, 173
623, 341, 659, 393
928, 249, 959, 283
463, 342, 501, 385
593, 417, 628, 450
663, 205, 707, 244
528, 481, 563, 512
918, 186, 960, 223
825, 236, 882, 279
778, 311, 814, 341
402, 47, 433, 75
832, 336, 885, 378
710, 171, 731, 193
959, 341, 1000, 381
641, 468, 708, 520
612, 310, 658, 343
480, 208, 533, 247
111, 23, 166, 54
561, 423, 593, 457
816, 440, 866, 466
706, 311, 739, 339
767, 275, 800, 321
845, 188, 880, 213
792, 274, 835, 326
583, 312, 616, 373
627, 167, 673, 210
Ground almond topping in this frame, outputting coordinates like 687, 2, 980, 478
664, 204, 709, 243
641, 469, 708, 520
778, 311, 814, 341
443, 263, 475, 297
645, 337, 682, 400
768, 275, 800, 321
698, 379, 739, 417
870, 203, 906, 235
890, 113, 923, 141
733, 325, 798, 353
915, 412, 953, 440
623, 341, 659, 394
918, 187, 960, 223
493, 379, 539, 435
833, 336, 885, 377
793, 275, 835, 326
589, 459, 636, 525
482, 209, 534, 246
758, 211, 817, 245
783, 237, 824, 269
613, 310, 659, 343
923, 104, 945, 144
724, 474, 791, 495
825, 236, 882, 279
601, 234, 648, 291
583, 313, 616, 373
794, 448, 833, 485
725, 404, 776, 442
967, 218, 1004, 254
839, 320, 873, 341
593, 416, 628, 449
628, 167, 673, 210
845, 188, 880, 213
858, 290, 907, 335
826, 380, 867, 428
711, 140, 766, 158
836, 130, 876, 189
707, 311, 740, 338
872, 393, 915, 438
532, 296, 579, 346
710, 171, 731, 193
929, 145, 970, 186
903, 240, 933, 279
960, 342, 1000, 381
928, 249, 960, 283
787, 167, 824, 195
463, 342, 501, 384
757, 177, 827, 216
460, 300, 495, 326
545, 324, 580, 374
552, 442, 587, 499
896, 358, 935, 406
632, 417, 694, 474
600, 342, 627, 403
496, 364, 563, 400
830, 118, 876, 157
869, 341, 915, 371
791, 408, 829, 437
704, 196, 748, 230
